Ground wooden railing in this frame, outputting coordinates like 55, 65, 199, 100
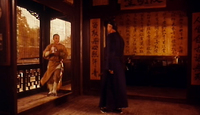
17, 64, 41, 93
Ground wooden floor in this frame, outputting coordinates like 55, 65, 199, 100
17, 86, 199, 115
18, 84, 72, 114
126, 86, 187, 103
127, 86, 186, 99
19, 95, 200, 115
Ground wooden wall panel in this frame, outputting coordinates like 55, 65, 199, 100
0, 0, 17, 114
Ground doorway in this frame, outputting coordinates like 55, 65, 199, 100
16, 5, 72, 114
50, 18, 72, 92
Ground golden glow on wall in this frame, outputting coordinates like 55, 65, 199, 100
115, 11, 188, 56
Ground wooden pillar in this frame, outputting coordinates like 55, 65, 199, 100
0, 0, 17, 114
71, 0, 81, 96
40, 6, 51, 92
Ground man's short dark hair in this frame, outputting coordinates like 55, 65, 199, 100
104, 17, 117, 30
53, 34, 59, 38
107, 21, 117, 30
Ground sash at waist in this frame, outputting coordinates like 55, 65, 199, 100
49, 60, 61, 63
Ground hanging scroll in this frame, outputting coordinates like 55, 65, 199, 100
115, 11, 188, 56
90, 19, 101, 80
93, 0, 109, 6
120, 0, 166, 10
191, 12, 200, 85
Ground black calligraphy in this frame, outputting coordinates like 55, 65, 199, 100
139, 13, 144, 54
125, 14, 131, 54
171, 12, 176, 54
124, 0, 164, 7
162, 12, 166, 53
194, 45, 200, 53
0, 34, 2, 51
124, 0, 136, 7
193, 64, 200, 72
146, 12, 151, 54
194, 16, 200, 24
192, 13, 200, 83
132, 13, 137, 54
153, 12, 159, 53
194, 54, 200, 62
90, 19, 100, 79
195, 73, 200, 80
178, 12, 184, 53
116, 11, 187, 56
194, 35, 200, 43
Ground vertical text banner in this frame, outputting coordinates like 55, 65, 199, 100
90, 19, 101, 80
192, 12, 200, 85
121, 0, 166, 10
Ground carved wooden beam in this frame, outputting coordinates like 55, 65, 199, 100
32, 0, 74, 15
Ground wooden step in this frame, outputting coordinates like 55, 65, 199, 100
18, 85, 72, 115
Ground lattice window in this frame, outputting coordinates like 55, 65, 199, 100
17, 65, 40, 93
17, 6, 40, 65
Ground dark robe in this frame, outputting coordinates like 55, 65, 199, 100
99, 32, 128, 109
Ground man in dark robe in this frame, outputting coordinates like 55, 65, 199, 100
99, 21, 128, 114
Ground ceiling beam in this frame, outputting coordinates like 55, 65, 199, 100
32, 0, 74, 16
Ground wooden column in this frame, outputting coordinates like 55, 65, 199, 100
0, 0, 17, 114
39, 6, 51, 92
71, 0, 81, 96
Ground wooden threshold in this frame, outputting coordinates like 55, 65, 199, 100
18, 84, 72, 115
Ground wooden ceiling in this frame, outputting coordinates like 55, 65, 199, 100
32, 0, 74, 14
17, 0, 75, 18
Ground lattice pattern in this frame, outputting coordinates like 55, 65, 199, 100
17, 67, 40, 93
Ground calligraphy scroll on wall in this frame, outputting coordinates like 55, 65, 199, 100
115, 11, 188, 56
93, 0, 109, 6
192, 12, 200, 85
90, 19, 101, 80
120, 0, 166, 10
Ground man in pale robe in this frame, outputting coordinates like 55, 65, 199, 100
41, 34, 68, 96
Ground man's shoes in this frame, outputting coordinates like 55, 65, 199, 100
52, 93, 57, 96
100, 107, 109, 113
47, 92, 57, 96
47, 92, 52, 96
100, 107, 123, 114
113, 108, 123, 114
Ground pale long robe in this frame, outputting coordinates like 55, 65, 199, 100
41, 43, 68, 89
